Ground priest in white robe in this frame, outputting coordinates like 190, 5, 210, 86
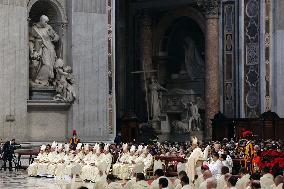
260, 168, 274, 189
28, 145, 47, 176
236, 168, 250, 189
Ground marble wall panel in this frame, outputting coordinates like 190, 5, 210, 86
27, 110, 67, 142
68, 0, 114, 141
0, 1, 28, 141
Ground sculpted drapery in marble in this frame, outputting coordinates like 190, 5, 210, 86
29, 15, 59, 87
29, 15, 75, 102
149, 76, 167, 121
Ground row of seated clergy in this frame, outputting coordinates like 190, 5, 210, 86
27, 142, 113, 182
112, 144, 153, 179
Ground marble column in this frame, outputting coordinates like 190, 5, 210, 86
198, 0, 221, 139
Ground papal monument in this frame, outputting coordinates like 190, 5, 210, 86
0, 0, 116, 142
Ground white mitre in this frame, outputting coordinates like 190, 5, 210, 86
40, 145, 46, 151
104, 143, 110, 151
137, 145, 143, 153
84, 143, 89, 151
76, 143, 82, 150
51, 141, 57, 149
192, 137, 198, 145
143, 145, 148, 153
64, 144, 70, 152
57, 143, 63, 150
94, 143, 100, 152
130, 145, 136, 153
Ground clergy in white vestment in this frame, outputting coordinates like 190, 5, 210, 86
260, 167, 274, 189
119, 145, 137, 179
112, 143, 129, 176
209, 152, 223, 180
133, 145, 145, 164
28, 145, 47, 176
81, 144, 98, 181
173, 170, 187, 189
227, 175, 238, 189
180, 175, 192, 189
131, 173, 149, 189
102, 143, 113, 174
185, 137, 209, 184
199, 170, 213, 189
220, 154, 233, 173
37, 142, 57, 176
124, 175, 136, 189
125, 160, 146, 189
94, 162, 108, 189
270, 175, 283, 189
236, 168, 250, 189
105, 174, 123, 189
143, 146, 153, 172
65, 143, 84, 177
55, 143, 74, 179
159, 177, 171, 189
150, 169, 173, 189
89, 144, 103, 182
195, 165, 209, 189
216, 166, 230, 189
46, 143, 65, 177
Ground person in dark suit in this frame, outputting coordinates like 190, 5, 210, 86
2, 139, 17, 171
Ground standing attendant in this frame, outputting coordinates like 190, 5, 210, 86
2, 139, 17, 171
69, 129, 80, 150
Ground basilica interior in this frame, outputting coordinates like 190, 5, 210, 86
0, 0, 284, 188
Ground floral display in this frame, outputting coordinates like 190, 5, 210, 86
259, 149, 284, 176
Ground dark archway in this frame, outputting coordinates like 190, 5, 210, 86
154, 13, 206, 138
167, 17, 205, 77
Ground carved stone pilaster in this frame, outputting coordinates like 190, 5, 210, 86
197, 0, 220, 18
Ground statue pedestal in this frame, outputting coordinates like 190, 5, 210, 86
29, 87, 56, 100
27, 100, 71, 142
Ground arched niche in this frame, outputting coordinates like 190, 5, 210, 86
153, 7, 206, 131
153, 7, 205, 56
27, 0, 67, 59
166, 16, 205, 78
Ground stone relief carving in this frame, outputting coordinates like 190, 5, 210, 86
29, 15, 75, 102
161, 88, 204, 133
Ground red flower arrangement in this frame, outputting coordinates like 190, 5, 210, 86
259, 149, 284, 176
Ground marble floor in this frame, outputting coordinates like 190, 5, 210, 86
0, 170, 95, 189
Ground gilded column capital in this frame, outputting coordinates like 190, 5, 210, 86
197, 0, 221, 19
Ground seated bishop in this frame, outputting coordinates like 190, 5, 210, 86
37, 142, 57, 176
28, 145, 47, 176
112, 143, 129, 177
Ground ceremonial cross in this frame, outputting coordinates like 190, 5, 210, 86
131, 69, 157, 122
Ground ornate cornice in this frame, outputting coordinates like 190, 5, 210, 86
197, 0, 220, 18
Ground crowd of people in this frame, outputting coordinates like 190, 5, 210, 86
23, 136, 284, 189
